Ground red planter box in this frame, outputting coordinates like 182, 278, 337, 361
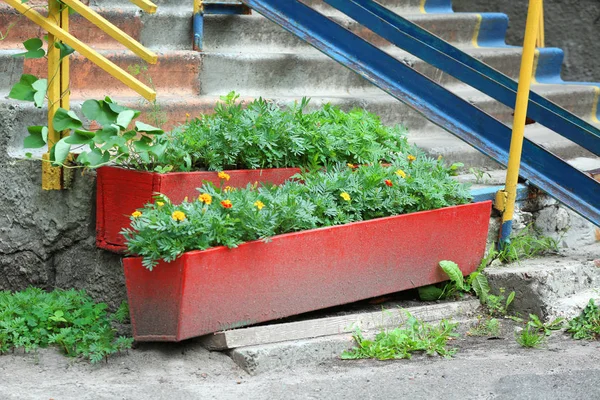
96, 166, 301, 252
123, 201, 492, 342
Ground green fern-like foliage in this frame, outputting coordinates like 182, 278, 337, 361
0, 288, 133, 363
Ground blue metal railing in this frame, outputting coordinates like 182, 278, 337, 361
238, 0, 600, 225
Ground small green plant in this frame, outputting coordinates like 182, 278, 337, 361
417, 260, 490, 302
341, 314, 459, 360
485, 288, 515, 317
498, 225, 560, 263
469, 167, 491, 184
527, 314, 564, 336
123, 159, 472, 269
468, 316, 501, 337
166, 92, 413, 172
515, 326, 545, 348
567, 299, 600, 340
0, 288, 133, 363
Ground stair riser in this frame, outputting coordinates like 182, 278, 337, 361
0, 7, 481, 52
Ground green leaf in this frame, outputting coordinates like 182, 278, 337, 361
54, 41, 75, 60
64, 130, 95, 145
23, 126, 48, 148
82, 100, 118, 126
116, 110, 135, 129
52, 138, 71, 165
135, 121, 164, 134
93, 125, 120, 144
470, 272, 490, 303
53, 108, 82, 131
8, 74, 38, 101
418, 285, 444, 301
439, 260, 464, 291
13, 38, 45, 59
32, 79, 47, 108
505, 291, 515, 309
86, 148, 110, 167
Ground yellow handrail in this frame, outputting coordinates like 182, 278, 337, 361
497, 0, 543, 247
536, 0, 545, 47
60, 0, 158, 64
130, 0, 158, 14
5, 0, 156, 101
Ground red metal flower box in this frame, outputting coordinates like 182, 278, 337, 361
95, 166, 301, 252
123, 201, 492, 342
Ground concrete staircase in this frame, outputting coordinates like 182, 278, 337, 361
1, 0, 599, 167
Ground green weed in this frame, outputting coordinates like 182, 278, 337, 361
0, 288, 133, 363
528, 314, 565, 336
341, 314, 459, 360
567, 299, 600, 340
498, 225, 560, 263
468, 317, 501, 337
515, 326, 545, 348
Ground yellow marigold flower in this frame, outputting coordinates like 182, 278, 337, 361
185, 113, 190, 118
171, 210, 186, 221
224, 186, 233, 193
131, 211, 142, 218
395, 169, 406, 179
183, 196, 188, 203
156, 201, 165, 207
254, 200, 265, 210
407, 154, 417, 162
218, 171, 231, 181
437, 155, 443, 161
340, 192, 351, 202
198, 193, 212, 205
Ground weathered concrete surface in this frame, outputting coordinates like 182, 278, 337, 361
485, 245, 600, 318
1, 319, 599, 399
454, 0, 600, 81
0, 101, 125, 307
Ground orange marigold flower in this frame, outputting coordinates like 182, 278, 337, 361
171, 210, 186, 221
385, 179, 393, 187
347, 163, 357, 169
198, 193, 212, 205
407, 154, 417, 162
340, 192, 351, 201
218, 171, 231, 181
254, 200, 265, 210
221, 200, 233, 209
156, 201, 165, 207
395, 169, 406, 179
131, 211, 142, 218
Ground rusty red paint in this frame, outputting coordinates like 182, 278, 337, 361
123, 201, 492, 342
96, 166, 301, 252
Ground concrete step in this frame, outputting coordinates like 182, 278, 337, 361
0, 46, 540, 97
547, 288, 600, 321
485, 249, 600, 319
0, 4, 482, 52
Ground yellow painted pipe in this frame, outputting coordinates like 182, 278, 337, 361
5, 0, 156, 101
499, 0, 543, 243
60, 0, 158, 64
129, 0, 158, 14
537, 0, 545, 48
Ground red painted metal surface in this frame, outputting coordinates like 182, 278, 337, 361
96, 166, 301, 252
123, 201, 492, 341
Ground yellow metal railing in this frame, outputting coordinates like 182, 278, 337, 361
496, 0, 543, 247
536, 0, 545, 48
6, 0, 158, 189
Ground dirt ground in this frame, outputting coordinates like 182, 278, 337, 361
2, 316, 599, 400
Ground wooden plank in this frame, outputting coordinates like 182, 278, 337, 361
200, 299, 480, 350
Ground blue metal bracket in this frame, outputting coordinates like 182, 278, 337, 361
324, 0, 600, 158
193, 1, 251, 51
240, 0, 600, 226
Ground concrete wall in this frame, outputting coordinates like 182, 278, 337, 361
0, 101, 126, 308
453, 0, 600, 82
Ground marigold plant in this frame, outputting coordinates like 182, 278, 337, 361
122, 155, 470, 270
